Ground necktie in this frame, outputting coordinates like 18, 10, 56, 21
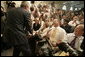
70, 36, 77, 49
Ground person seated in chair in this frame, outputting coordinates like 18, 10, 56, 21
67, 24, 84, 56
33, 18, 41, 31
61, 19, 72, 33
47, 19, 67, 47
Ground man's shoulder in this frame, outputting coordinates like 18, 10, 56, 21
8, 7, 23, 12
58, 27, 66, 31
17, 7, 30, 14
67, 33, 75, 36
68, 20, 73, 23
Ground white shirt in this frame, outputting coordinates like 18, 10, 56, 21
48, 26, 67, 45
67, 33, 84, 51
31, 13, 35, 21
37, 21, 45, 32
68, 20, 80, 27
61, 19, 64, 25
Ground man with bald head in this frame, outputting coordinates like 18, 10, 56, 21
67, 24, 84, 55
47, 19, 67, 47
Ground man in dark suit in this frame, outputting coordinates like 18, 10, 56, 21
33, 18, 41, 31
61, 20, 72, 33
3, 1, 33, 56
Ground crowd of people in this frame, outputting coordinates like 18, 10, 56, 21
1, 1, 84, 56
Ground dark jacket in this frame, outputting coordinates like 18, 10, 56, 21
61, 25, 72, 33
3, 7, 32, 46
33, 23, 41, 31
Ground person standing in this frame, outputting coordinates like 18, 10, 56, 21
3, 1, 33, 56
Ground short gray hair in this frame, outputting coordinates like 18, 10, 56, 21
20, 1, 30, 7
77, 24, 84, 31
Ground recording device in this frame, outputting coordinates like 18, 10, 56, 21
57, 42, 78, 56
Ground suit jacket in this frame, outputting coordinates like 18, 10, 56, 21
3, 7, 32, 46
61, 25, 72, 33
33, 23, 41, 31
